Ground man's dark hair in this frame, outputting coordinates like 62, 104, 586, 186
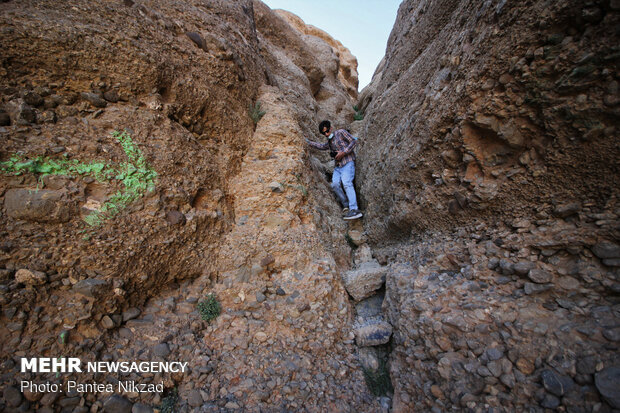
318, 120, 331, 134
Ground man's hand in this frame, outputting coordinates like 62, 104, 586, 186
335, 151, 345, 161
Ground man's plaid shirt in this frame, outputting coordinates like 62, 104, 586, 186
306, 129, 357, 167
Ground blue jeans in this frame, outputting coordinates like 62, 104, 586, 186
331, 161, 358, 210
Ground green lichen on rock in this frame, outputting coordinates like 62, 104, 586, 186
1, 130, 157, 227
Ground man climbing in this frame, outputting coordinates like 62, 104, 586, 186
306, 120, 363, 220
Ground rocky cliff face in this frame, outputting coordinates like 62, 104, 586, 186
357, 0, 620, 411
2, 0, 619, 412
0, 1, 377, 412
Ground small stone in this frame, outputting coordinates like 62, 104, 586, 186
104, 394, 133, 413
347, 230, 366, 246
56, 105, 78, 117
23, 389, 43, 402
487, 360, 503, 377
556, 276, 580, 290
255, 292, 266, 303
379, 396, 391, 411
516, 358, 535, 375
269, 181, 284, 193
165, 210, 186, 225
540, 394, 560, 409
603, 258, 620, 267
188, 390, 203, 407
460, 393, 476, 407
17, 103, 36, 124
512, 219, 530, 228
3, 386, 22, 407
7, 321, 23, 332
255, 332, 267, 342
73, 278, 107, 298
103, 90, 120, 103
186, 32, 205, 49
499, 259, 515, 275
430, 384, 444, 399
357, 347, 380, 371
577, 356, 597, 375
44, 96, 59, 109
595, 366, 620, 408
513, 261, 534, 276
153, 343, 170, 358
40, 110, 57, 123
592, 241, 620, 259
122, 308, 141, 322
132, 403, 153, 413
541, 369, 574, 396
524, 282, 551, 295
81, 92, 107, 108
260, 254, 275, 267
15, 268, 48, 286
101, 316, 115, 329
3, 307, 16, 319
486, 348, 503, 361
59, 396, 80, 407
40, 392, 59, 406
528, 269, 552, 283
553, 202, 580, 218
603, 327, 620, 342
500, 372, 516, 388
119, 328, 134, 339
488, 257, 500, 269
354, 321, 392, 346
477, 365, 492, 377
276, 287, 286, 296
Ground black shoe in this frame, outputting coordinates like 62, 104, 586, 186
343, 209, 363, 220
342, 207, 349, 216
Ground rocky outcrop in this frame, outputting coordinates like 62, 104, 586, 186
358, 0, 619, 242
357, 0, 620, 411
2, 0, 619, 411
275, 9, 359, 100
0, 1, 372, 412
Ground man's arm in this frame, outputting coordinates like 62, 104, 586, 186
306, 139, 329, 150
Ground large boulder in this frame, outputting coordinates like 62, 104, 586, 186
5, 188, 73, 223
342, 260, 388, 301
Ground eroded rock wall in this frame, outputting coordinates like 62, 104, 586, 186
358, 0, 619, 242
0, 1, 375, 412
1, 0, 265, 343
357, 0, 620, 411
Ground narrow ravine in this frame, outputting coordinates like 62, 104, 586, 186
1, 1, 619, 412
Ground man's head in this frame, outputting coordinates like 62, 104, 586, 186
318, 120, 331, 136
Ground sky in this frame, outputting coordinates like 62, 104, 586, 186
261, 0, 402, 90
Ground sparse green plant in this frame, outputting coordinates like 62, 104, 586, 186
281, 173, 308, 197
59, 331, 68, 345
197, 293, 221, 323
249, 101, 266, 124
160, 388, 178, 413
353, 105, 364, 121
362, 357, 393, 397
1, 130, 157, 227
